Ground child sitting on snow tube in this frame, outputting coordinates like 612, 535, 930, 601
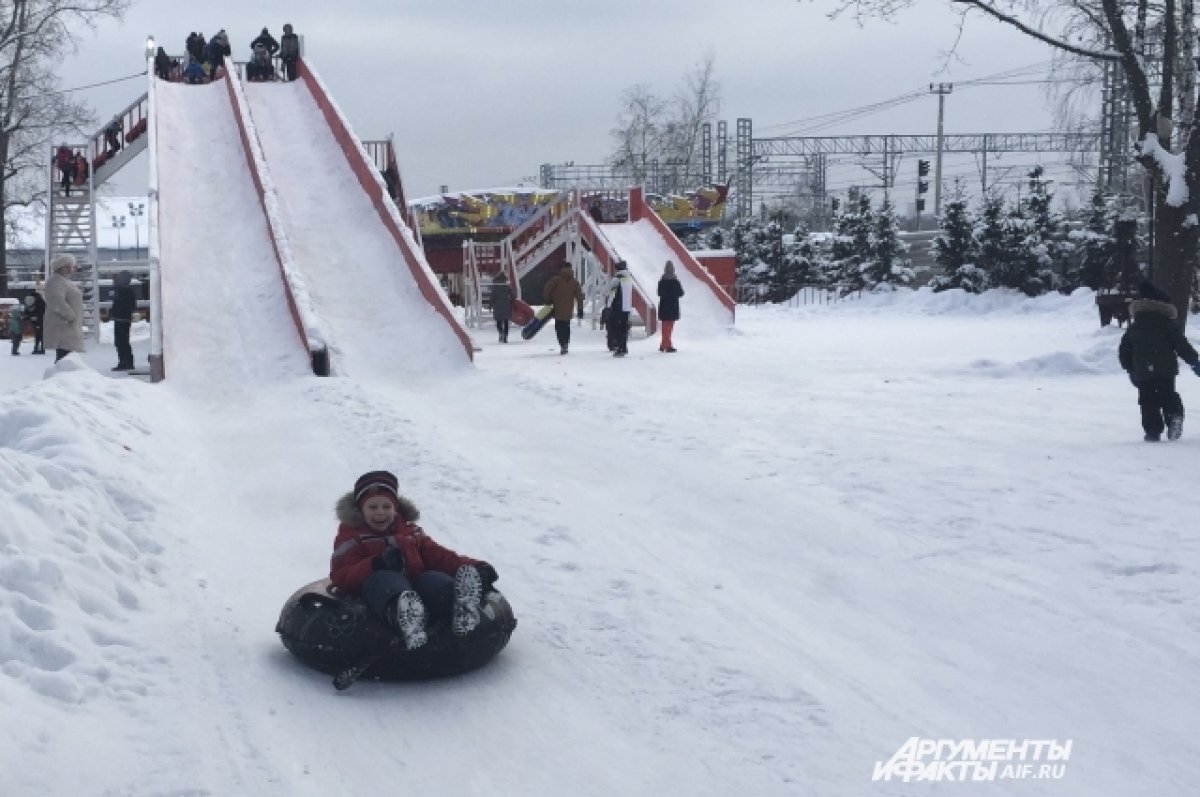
330, 470, 499, 650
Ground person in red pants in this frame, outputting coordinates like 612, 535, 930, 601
657, 260, 684, 353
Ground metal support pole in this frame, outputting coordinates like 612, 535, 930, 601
930, 82, 953, 218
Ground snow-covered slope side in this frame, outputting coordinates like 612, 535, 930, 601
243, 81, 469, 379
601, 219, 734, 340
154, 80, 311, 390
0, 364, 173, 794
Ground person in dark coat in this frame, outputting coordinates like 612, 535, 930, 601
657, 260, 684, 353
330, 471, 498, 649
491, 271, 513, 343
542, 264, 583, 355
104, 120, 122, 157
26, 292, 46, 354
1118, 280, 1200, 441
279, 24, 300, 82
588, 201, 604, 224
110, 271, 136, 371
154, 47, 172, 81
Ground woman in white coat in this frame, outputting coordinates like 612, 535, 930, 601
44, 253, 85, 362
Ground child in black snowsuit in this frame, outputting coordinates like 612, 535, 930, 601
1118, 281, 1200, 441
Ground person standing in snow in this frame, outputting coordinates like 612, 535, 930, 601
110, 271, 136, 371
542, 263, 584, 355
657, 260, 684, 353
606, 261, 634, 357
329, 471, 499, 650
26, 292, 46, 354
44, 253, 85, 363
491, 271, 512, 343
1118, 280, 1200, 441
279, 24, 300, 82
8, 302, 23, 356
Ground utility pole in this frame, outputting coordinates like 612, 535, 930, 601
929, 82, 953, 219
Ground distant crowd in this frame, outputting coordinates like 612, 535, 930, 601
152, 24, 301, 85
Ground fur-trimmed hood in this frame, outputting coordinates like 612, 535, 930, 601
1131, 298, 1178, 320
335, 491, 420, 525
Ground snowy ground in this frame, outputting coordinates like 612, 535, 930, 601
2, 289, 1198, 796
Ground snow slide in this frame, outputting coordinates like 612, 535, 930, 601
242, 79, 468, 378
154, 80, 312, 389
600, 219, 733, 338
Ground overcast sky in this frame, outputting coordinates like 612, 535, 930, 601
58, 1, 1061, 201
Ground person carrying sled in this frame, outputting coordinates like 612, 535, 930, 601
606, 261, 634, 357
543, 263, 583, 355
1118, 280, 1200, 441
330, 471, 499, 650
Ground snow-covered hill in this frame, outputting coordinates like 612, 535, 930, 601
2, 288, 1197, 796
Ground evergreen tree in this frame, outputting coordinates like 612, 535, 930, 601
975, 193, 1023, 293
1015, 166, 1067, 295
1068, 189, 1119, 291
864, 199, 913, 289
829, 191, 874, 294
929, 187, 987, 293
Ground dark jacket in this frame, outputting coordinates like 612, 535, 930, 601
491, 280, 512, 322
543, 266, 583, 321
110, 285, 136, 323
251, 31, 280, 55
658, 276, 684, 321
1119, 299, 1199, 381
329, 492, 477, 594
28, 293, 46, 326
154, 48, 172, 79
280, 32, 300, 60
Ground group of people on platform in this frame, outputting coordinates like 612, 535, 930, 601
8, 254, 137, 371
153, 25, 300, 85
490, 259, 684, 356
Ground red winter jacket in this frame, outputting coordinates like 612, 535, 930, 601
329, 492, 477, 594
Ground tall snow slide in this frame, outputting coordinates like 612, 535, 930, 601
154, 79, 312, 388
241, 61, 472, 377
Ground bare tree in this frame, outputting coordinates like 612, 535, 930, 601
814, 0, 1200, 326
609, 54, 722, 194
0, 0, 127, 294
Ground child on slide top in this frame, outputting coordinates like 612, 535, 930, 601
330, 471, 498, 650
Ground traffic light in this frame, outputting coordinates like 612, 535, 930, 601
917, 180, 929, 194
917, 159, 931, 177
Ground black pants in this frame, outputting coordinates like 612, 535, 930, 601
283, 58, 297, 81
554, 319, 571, 350
59, 166, 74, 195
1137, 377, 1184, 436
609, 312, 629, 353
495, 318, 509, 342
10, 333, 20, 355
114, 320, 133, 367
32, 322, 43, 353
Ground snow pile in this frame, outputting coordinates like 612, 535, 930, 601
0, 361, 165, 706
794, 285, 1100, 318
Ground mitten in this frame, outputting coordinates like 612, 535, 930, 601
1192, 362, 1200, 377
475, 561, 499, 587
373, 547, 405, 572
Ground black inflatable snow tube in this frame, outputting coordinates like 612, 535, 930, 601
276, 578, 517, 681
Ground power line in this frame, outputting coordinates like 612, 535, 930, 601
12, 71, 143, 103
